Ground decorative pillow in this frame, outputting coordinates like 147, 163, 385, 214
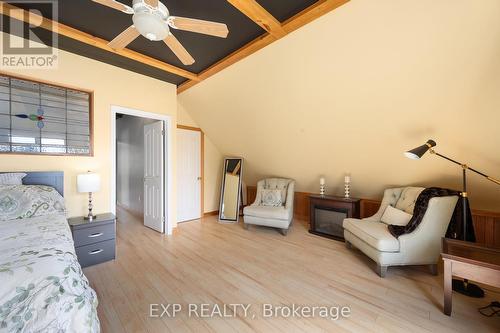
261, 189, 283, 207
264, 178, 289, 204
0, 173, 27, 185
0, 185, 66, 221
381, 205, 413, 226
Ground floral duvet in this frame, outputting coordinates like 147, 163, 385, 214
0, 213, 99, 333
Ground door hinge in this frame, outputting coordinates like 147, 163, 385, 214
162, 216, 165, 223
161, 129, 165, 136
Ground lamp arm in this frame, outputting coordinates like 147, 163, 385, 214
486, 176, 500, 186
431, 149, 500, 186
431, 150, 462, 167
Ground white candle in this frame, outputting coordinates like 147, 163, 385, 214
320, 177, 325, 185
345, 175, 351, 183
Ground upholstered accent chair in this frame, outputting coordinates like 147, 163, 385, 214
243, 178, 295, 235
343, 187, 459, 277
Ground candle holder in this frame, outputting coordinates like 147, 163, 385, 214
344, 183, 350, 198
320, 184, 326, 196
344, 175, 351, 198
319, 177, 326, 196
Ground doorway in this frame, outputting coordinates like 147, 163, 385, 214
110, 106, 173, 235
177, 125, 203, 222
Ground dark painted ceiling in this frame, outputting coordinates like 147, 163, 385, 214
257, 0, 318, 22
3, 0, 320, 86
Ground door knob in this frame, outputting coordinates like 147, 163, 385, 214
197, 177, 202, 180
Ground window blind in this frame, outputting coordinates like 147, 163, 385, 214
0, 74, 91, 155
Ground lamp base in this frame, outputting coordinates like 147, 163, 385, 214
84, 214, 97, 222
452, 279, 484, 298
84, 192, 95, 222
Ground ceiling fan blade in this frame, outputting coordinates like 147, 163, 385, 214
144, 0, 159, 7
92, 0, 134, 14
164, 33, 195, 65
168, 16, 229, 38
108, 25, 140, 50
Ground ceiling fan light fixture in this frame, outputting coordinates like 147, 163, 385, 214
131, 0, 170, 41
146, 32, 157, 41
132, 10, 169, 41
97, 0, 229, 64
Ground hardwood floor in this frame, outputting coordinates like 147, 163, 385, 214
84, 209, 500, 332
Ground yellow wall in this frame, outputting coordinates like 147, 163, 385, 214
178, 103, 223, 213
178, 0, 500, 212
0, 33, 178, 220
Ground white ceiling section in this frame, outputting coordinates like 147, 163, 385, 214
178, 0, 500, 211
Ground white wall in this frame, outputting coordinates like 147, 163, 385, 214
178, 0, 500, 212
116, 115, 157, 217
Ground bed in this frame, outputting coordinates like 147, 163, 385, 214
0, 172, 99, 332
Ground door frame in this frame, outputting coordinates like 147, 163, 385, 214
177, 124, 204, 218
110, 105, 173, 235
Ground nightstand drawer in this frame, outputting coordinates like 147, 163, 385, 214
75, 239, 115, 268
72, 223, 115, 247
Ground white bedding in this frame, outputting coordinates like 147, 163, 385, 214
0, 213, 99, 332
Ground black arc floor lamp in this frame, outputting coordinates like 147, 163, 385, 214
405, 139, 500, 298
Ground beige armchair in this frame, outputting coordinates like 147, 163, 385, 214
243, 178, 295, 235
343, 187, 459, 277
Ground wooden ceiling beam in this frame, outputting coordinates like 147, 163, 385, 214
282, 0, 350, 34
0, 2, 200, 81
227, 0, 285, 38
178, 0, 349, 93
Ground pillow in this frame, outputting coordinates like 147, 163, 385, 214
264, 179, 289, 204
381, 205, 413, 226
261, 189, 283, 207
0, 185, 66, 221
0, 173, 27, 185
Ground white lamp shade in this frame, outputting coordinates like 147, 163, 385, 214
77, 173, 101, 193
404, 151, 420, 160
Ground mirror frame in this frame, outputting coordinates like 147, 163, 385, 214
218, 157, 243, 223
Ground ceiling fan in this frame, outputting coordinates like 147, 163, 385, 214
92, 0, 229, 65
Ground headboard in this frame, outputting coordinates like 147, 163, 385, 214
1, 171, 64, 196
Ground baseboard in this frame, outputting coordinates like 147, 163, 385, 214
203, 210, 219, 217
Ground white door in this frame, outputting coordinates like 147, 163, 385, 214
177, 129, 201, 222
144, 121, 164, 232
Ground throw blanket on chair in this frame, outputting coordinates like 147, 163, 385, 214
388, 187, 476, 242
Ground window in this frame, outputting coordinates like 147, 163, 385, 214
0, 74, 92, 155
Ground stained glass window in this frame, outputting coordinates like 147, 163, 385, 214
0, 74, 92, 155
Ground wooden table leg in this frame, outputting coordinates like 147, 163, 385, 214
443, 259, 452, 316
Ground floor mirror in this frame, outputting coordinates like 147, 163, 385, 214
219, 157, 243, 223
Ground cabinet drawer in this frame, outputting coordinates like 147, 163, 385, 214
75, 239, 115, 268
72, 223, 115, 247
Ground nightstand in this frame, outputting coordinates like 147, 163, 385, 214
68, 213, 116, 268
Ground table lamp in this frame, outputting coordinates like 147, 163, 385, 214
77, 171, 101, 221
